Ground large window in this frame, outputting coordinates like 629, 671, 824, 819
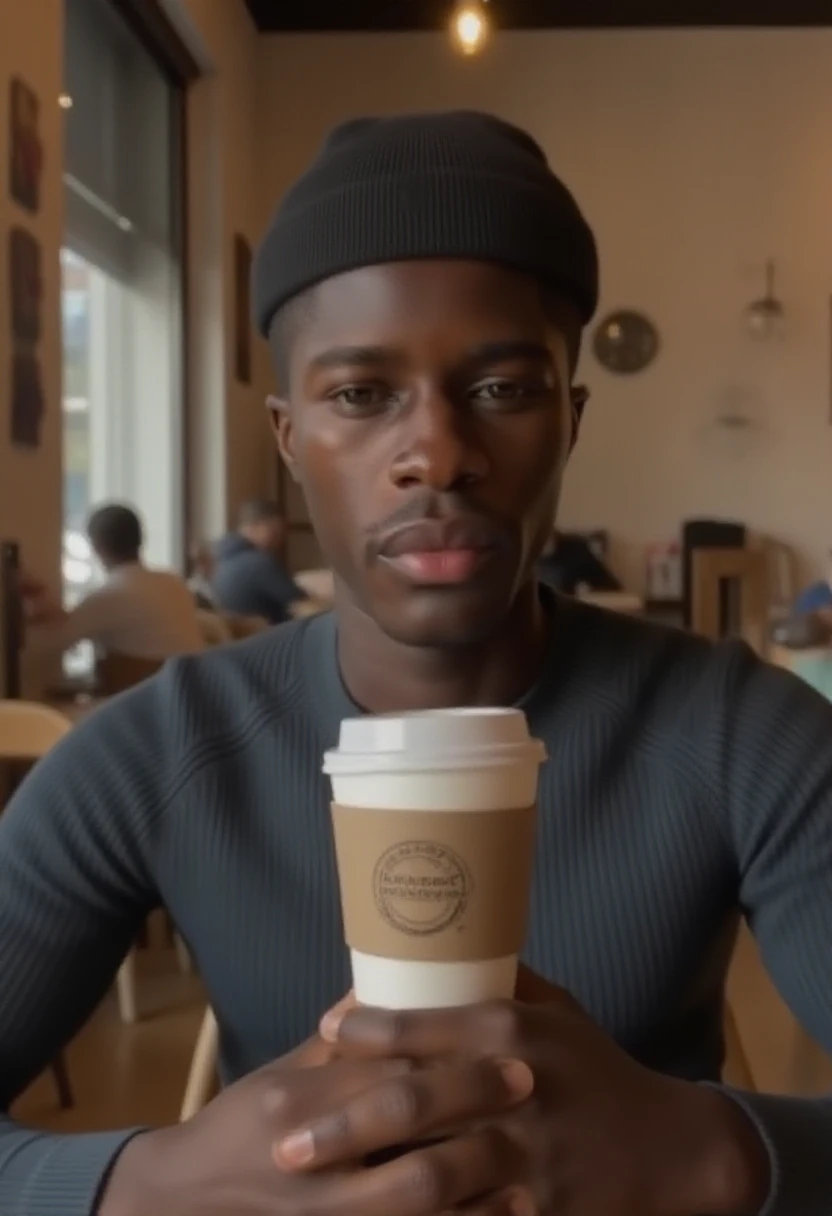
61, 249, 94, 605
61, 0, 184, 605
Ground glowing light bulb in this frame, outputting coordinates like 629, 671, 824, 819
451, 1, 489, 56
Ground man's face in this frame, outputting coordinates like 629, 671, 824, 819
248, 517, 285, 555
272, 260, 580, 647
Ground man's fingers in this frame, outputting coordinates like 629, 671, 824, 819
307, 1125, 525, 1216
318, 973, 560, 1049
273, 1058, 533, 1171
263, 1057, 413, 1130
322, 1000, 552, 1060
291, 992, 357, 1069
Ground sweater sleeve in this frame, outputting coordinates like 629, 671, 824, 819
708, 644, 832, 1215
0, 677, 173, 1216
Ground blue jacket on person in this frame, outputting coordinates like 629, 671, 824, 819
212, 533, 305, 625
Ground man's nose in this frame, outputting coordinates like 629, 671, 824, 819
389, 390, 490, 492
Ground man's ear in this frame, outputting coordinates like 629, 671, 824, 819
568, 384, 589, 453
266, 395, 300, 484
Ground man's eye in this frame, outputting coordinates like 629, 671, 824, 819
330, 385, 389, 415
470, 379, 539, 405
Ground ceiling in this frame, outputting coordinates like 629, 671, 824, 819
244, 0, 832, 32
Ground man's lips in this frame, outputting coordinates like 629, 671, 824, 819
377, 519, 500, 586
384, 549, 491, 584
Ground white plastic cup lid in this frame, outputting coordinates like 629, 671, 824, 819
322, 707, 547, 776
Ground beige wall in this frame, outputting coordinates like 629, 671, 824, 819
0, 0, 64, 585
253, 29, 832, 591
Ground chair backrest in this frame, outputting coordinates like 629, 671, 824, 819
682, 520, 747, 628
691, 547, 768, 654
180, 1006, 220, 1121
723, 1001, 755, 1090
0, 701, 72, 760
96, 652, 164, 695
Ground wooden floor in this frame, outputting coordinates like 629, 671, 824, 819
14, 949, 206, 1131
12, 926, 832, 1133
727, 925, 832, 1097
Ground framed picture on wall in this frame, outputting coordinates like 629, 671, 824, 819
9, 78, 43, 214
10, 350, 44, 448
234, 234, 252, 384
9, 227, 42, 344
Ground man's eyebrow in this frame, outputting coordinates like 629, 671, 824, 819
308, 345, 396, 371
464, 340, 552, 365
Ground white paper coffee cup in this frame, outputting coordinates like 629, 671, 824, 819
323, 708, 546, 1009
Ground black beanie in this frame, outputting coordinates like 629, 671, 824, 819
252, 110, 599, 338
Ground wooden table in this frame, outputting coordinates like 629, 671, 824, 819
768, 644, 829, 672
578, 590, 644, 614
46, 697, 104, 725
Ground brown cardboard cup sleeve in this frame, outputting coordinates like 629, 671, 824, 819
331, 804, 538, 963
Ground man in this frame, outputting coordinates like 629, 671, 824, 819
25, 502, 204, 659
537, 526, 622, 595
1, 112, 830, 1216
212, 500, 308, 624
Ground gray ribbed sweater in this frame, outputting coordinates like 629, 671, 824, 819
2, 599, 832, 1216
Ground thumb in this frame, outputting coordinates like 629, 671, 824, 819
319, 989, 357, 1042
283, 994, 354, 1069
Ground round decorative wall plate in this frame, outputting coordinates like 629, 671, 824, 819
593, 310, 660, 375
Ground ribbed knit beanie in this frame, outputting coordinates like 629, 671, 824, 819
253, 111, 599, 338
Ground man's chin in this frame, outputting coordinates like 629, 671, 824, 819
371, 587, 514, 650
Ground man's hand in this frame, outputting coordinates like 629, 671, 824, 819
309, 985, 771, 1216
100, 1032, 532, 1216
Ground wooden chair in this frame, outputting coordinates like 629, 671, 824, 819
93, 653, 185, 1022
723, 1001, 755, 1090
197, 610, 233, 648
691, 547, 768, 655
0, 700, 75, 1108
180, 1006, 220, 1121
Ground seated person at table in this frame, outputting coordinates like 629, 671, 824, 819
3, 111, 832, 1216
537, 527, 622, 595
212, 500, 310, 624
27, 502, 204, 659
790, 553, 832, 617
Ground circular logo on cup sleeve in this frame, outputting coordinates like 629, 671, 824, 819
373, 841, 472, 936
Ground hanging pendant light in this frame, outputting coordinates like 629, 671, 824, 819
450, 0, 491, 56
744, 259, 786, 340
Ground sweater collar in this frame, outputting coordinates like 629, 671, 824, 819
302, 585, 570, 750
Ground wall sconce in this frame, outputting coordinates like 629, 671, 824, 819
744, 259, 785, 340
450, 0, 491, 56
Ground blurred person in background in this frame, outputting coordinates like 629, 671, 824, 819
537, 526, 622, 595
212, 500, 311, 624
25, 502, 204, 659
